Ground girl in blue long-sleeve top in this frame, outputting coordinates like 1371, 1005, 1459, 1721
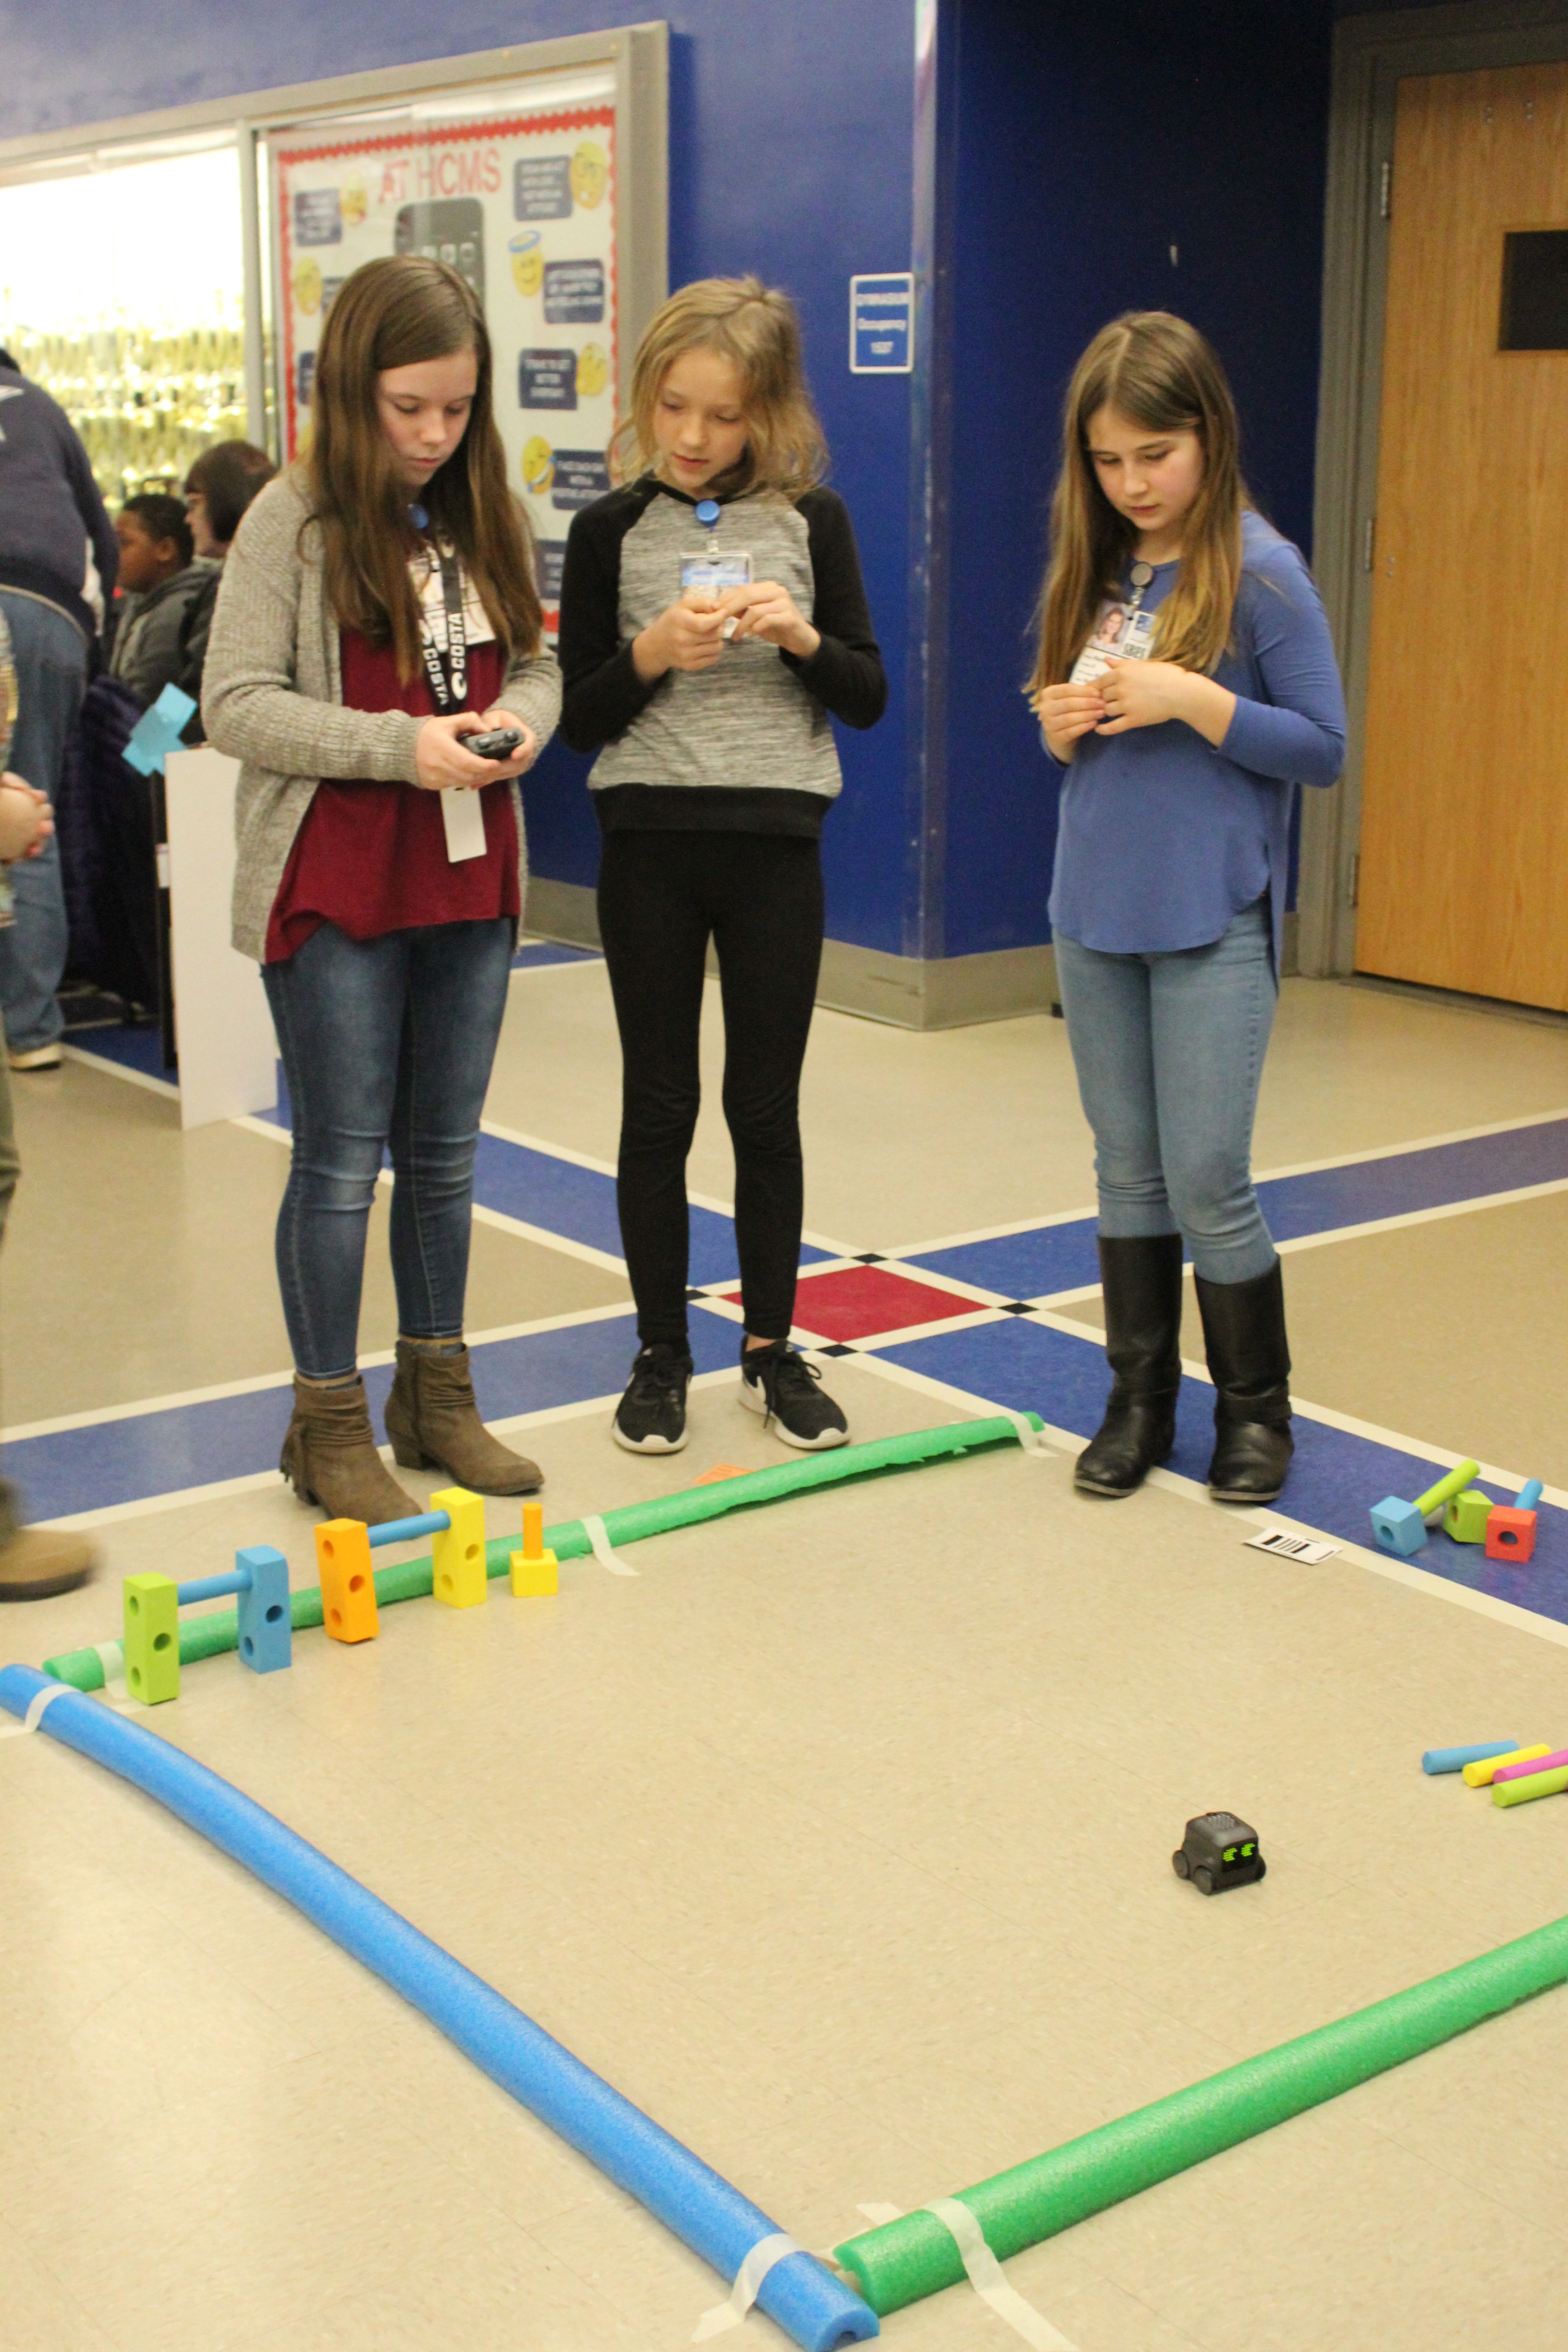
1030, 312, 1346, 1507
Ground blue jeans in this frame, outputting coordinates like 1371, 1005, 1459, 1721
0, 590, 86, 1052
262, 917, 514, 1380
1054, 898, 1279, 1285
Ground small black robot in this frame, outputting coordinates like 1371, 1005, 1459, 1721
1172, 1812, 1265, 1896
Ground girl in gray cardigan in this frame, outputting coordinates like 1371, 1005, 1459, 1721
205, 258, 561, 1524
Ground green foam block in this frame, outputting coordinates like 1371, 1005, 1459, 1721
41, 1412, 1042, 1691
1493, 1764, 1568, 1809
834, 1909, 1568, 2315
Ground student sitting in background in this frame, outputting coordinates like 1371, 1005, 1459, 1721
176, 442, 277, 730
108, 493, 214, 711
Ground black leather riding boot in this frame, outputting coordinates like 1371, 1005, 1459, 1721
1074, 1234, 1186, 1498
1195, 1259, 1294, 1504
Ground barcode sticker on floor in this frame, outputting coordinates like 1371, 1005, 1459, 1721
1247, 1529, 1340, 1563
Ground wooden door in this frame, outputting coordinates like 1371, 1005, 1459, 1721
1357, 61, 1568, 1009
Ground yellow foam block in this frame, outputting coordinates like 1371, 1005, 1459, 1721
431, 1486, 487, 1608
510, 1545, 558, 1597
1463, 1743, 1551, 1787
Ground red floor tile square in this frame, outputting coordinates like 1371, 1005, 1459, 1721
724, 1263, 981, 1343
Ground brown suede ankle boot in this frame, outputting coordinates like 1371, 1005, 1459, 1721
279, 1374, 421, 1523
383, 1340, 543, 1496
0, 1478, 96, 1600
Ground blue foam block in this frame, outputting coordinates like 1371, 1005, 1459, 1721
0, 1666, 875, 2350
1370, 1495, 1427, 1556
235, 1545, 291, 1675
1422, 1741, 1523, 1776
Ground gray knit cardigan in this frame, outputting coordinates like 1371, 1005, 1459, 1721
202, 470, 562, 960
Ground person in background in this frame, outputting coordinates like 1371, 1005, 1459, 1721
108, 493, 213, 710
0, 343, 119, 1072
176, 441, 278, 729
0, 608, 95, 1596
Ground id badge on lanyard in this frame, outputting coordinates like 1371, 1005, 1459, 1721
421, 549, 486, 863
681, 494, 751, 602
1070, 561, 1157, 685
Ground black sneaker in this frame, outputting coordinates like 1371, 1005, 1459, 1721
739, 1340, 848, 1451
612, 1345, 694, 1453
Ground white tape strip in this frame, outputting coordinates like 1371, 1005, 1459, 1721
692, 2231, 804, 2340
923, 2198, 1079, 2352
998, 1407, 1049, 1456
95, 1640, 127, 1697
580, 1513, 639, 1577
1, 1681, 81, 1740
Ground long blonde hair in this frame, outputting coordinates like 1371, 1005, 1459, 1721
307, 256, 542, 678
1029, 312, 1247, 694
611, 275, 827, 500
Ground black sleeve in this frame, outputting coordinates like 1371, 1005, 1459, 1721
558, 491, 662, 755
54, 397, 119, 601
782, 487, 887, 730
174, 570, 221, 740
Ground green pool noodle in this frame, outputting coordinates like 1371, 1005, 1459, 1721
833, 1908, 1568, 2316
41, 1412, 1042, 1691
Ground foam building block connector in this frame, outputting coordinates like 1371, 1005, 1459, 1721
1494, 1764, 1568, 1809
121, 682, 197, 777
122, 1572, 180, 1705
510, 1501, 557, 1597
1491, 1745, 1568, 1787
431, 1487, 487, 1608
1443, 1488, 1492, 1544
235, 1545, 292, 1674
1370, 1460, 1480, 1557
1487, 1480, 1544, 1565
1463, 1744, 1551, 1788
314, 1520, 380, 1643
1422, 1740, 1522, 1776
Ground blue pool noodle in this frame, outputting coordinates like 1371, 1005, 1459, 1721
0, 1665, 876, 2350
1422, 1740, 1522, 1776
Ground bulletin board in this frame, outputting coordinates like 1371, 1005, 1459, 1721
270, 89, 622, 625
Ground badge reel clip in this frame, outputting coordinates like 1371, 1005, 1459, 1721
685, 498, 747, 640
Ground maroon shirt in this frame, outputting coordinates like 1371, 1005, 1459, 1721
265, 629, 518, 962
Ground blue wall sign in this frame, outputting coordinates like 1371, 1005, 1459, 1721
849, 273, 914, 373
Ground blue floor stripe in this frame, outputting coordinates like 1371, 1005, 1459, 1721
878, 1318, 1568, 1627
908, 1120, 1568, 1301
66, 1025, 172, 1080
8, 1312, 743, 1525
511, 940, 600, 969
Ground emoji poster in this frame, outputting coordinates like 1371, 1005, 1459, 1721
272, 101, 616, 625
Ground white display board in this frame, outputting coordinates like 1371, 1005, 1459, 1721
270, 75, 619, 632
164, 748, 278, 1132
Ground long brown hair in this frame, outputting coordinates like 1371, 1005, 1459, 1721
610, 275, 827, 501
306, 256, 542, 676
1029, 312, 1247, 694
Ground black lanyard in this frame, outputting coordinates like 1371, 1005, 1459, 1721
419, 545, 467, 713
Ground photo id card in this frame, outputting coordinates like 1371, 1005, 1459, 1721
1071, 601, 1157, 685
681, 550, 753, 596
441, 786, 488, 863
1245, 1528, 1341, 1563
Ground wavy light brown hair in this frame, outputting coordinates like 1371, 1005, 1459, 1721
611, 275, 827, 500
305, 256, 542, 677
1029, 312, 1247, 695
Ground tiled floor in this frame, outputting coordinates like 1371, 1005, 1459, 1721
4, 948, 1568, 2351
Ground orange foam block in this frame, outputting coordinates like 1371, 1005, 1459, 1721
693, 1463, 749, 1486
314, 1520, 380, 1644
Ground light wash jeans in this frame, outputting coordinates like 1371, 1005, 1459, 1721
1054, 897, 1279, 1285
262, 916, 514, 1380
0, 590, 86, 1053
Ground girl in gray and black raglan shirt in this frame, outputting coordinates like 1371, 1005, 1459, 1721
559, 276, 885, 1458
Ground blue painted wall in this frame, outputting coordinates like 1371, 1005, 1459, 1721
0, 0, 921, 957
935, 0, 1336, 961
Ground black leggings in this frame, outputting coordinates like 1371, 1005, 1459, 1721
597, 830, 824, 1348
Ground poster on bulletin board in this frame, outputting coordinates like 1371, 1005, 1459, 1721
270, 94, 618, 628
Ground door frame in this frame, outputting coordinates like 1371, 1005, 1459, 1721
1298, 0, 1568, 977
